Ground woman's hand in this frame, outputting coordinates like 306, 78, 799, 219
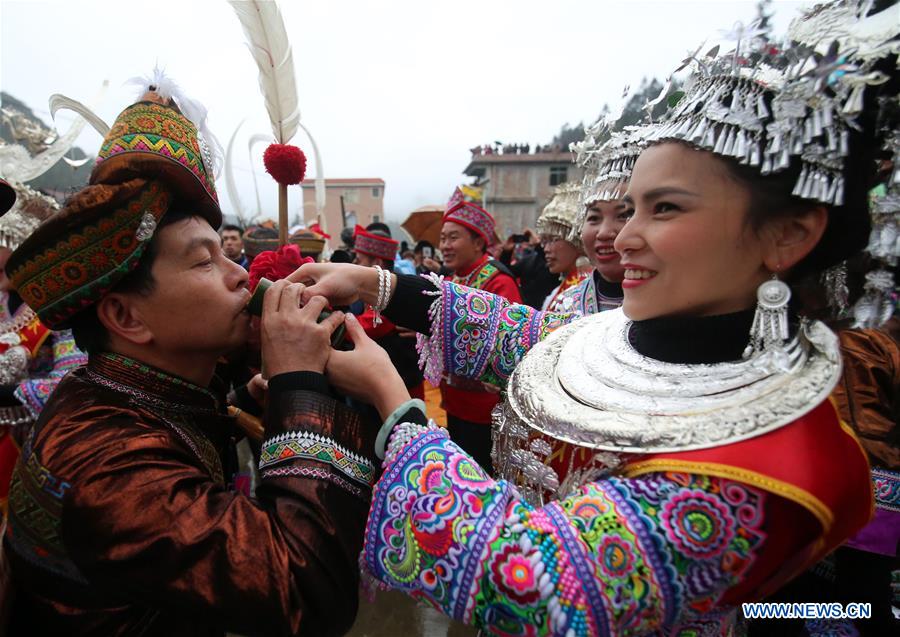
261, 279, 345, 377
325, 314, 411, 421
288, 262, 390, 307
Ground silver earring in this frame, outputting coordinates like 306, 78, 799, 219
743, 274, 792, 370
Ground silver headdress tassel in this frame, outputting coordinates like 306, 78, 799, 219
788, 0, 900, 327
634, 2, 898, 330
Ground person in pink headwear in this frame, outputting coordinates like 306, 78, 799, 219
437, 201, 520, 473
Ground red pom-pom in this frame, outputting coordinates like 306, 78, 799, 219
248, 244, 315, 290
263, 143, 307, 185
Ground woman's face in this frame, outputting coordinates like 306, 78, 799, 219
542, 237, 580, 274
581, 199, 628, 282
614, 143, 772, 321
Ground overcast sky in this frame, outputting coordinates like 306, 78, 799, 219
1, 0, 807, 225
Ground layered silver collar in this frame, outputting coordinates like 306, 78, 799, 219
501, 308, 842, 455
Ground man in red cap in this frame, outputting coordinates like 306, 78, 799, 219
438, 201, 520, 473
352, 226, 425, 400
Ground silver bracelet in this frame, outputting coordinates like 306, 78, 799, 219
372, 265, 391, 326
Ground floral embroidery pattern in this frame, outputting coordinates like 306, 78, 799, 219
364, 427, 768, 636
419, 280, 573, 389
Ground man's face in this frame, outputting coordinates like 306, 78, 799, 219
133, 217, 251, 357
221, 229, 244, 260
439, 221, 483, 272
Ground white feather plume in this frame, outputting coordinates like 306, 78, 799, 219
225, 120, 248, 224
228, 0, 300, 144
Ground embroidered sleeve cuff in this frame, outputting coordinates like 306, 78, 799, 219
375, 399, 427, 459
262, 387, 379, 500
383, 274, 438, 333
260, 430, 376, 495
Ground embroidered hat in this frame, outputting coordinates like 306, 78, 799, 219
353, 225, 398, 261
536, 183, 585, 247
8, 179, 170, 329
91, 94, 220, 224
6, 84, 222, 329
443, 201, 496, 246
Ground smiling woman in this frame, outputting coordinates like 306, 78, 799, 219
616, 144, 806, 319
288, 2, 899, 634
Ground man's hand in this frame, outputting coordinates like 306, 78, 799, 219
325, 314, 411, 421
422, 257, 442, 273
260, 279, 345, 377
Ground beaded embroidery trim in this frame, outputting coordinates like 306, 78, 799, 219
261, 464, 367, 501
260, 430, 375, 486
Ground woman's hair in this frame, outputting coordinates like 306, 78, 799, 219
721, 148, 872, 283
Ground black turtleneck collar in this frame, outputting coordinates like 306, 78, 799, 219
627, 309, 756, 364
593, 271, 623, 299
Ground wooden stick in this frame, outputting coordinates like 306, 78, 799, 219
278, 182, 288, 245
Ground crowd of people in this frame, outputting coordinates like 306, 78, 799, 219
0, 1, 897, 636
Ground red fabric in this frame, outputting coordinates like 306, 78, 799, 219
483, 268, 522, 304
0, 432, 18, 507
408, 382, 425, 401
353, 226, 398, 261
248, 244, 315, 290
308, 223, 331, 240
629, 399, 874, 599
454, 254, 490, 279
356, 309, 396, 340
639, 400, 872, 556
441, 265, 521, 423
262, 143, 307, 185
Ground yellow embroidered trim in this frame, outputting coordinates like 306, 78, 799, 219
622, 459, 834, 533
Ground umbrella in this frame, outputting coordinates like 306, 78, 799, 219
402, 205, 445, 246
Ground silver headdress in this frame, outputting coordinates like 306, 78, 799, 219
569, 121, 652, 239
572, 122, 648, 208
0, 183, 59, 251
638, 2, 899, 327
535, 182, 584, 246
